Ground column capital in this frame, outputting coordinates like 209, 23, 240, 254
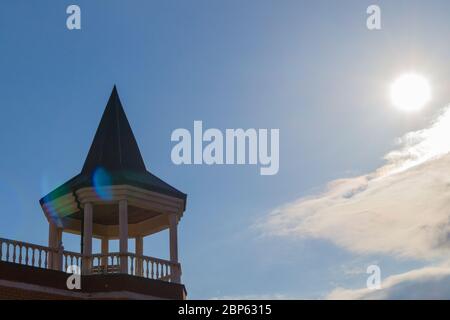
168, 212, 179, 224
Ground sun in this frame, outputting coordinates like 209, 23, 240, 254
390, 73, 431, 112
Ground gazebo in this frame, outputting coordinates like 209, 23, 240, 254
39, 86, 187, 284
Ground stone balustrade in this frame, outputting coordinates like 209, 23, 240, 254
0, 237, 181, 283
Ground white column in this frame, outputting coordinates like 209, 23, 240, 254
135, 236, 143, 276
56, 228, 63, 271
48, 222, 57, 269
169, 213, 181, 283
119, 200, 128, 274
101, 237, 109, 268
56, 228, 63, 247
169, 214, 178, 262
82, 202, 93, 274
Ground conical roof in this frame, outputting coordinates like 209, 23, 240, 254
82, 86, 146, 174
40, 87, 186, 207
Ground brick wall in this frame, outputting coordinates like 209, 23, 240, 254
0, 285, 76, 300
0, 261, 186, 300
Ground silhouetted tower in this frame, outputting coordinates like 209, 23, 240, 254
40, 86, 187, 286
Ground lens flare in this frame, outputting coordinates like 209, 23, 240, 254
92, 167, 113, 200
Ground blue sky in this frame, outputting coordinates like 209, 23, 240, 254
3, 0, 450, 299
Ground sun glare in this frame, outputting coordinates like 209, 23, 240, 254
390, 73, 431, 112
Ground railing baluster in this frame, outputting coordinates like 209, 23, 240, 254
12, 244, 16, 263
130, 256, 134, 275
31, 248, 35, 266
18, 245, 23, 264
6, 243, 10, 262
38, 249, 42, 267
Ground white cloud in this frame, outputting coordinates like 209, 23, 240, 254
259, 106, 450, 260
327, 265, 450, 300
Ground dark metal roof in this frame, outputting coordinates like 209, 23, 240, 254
40, 86, 186, 206
82, 86, 146, 174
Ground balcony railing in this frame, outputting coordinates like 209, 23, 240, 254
0, 237, 181, 283
0, 237, 56, 269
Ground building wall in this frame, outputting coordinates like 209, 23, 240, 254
0, 285, 75, 300
0, 261, 186, 300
